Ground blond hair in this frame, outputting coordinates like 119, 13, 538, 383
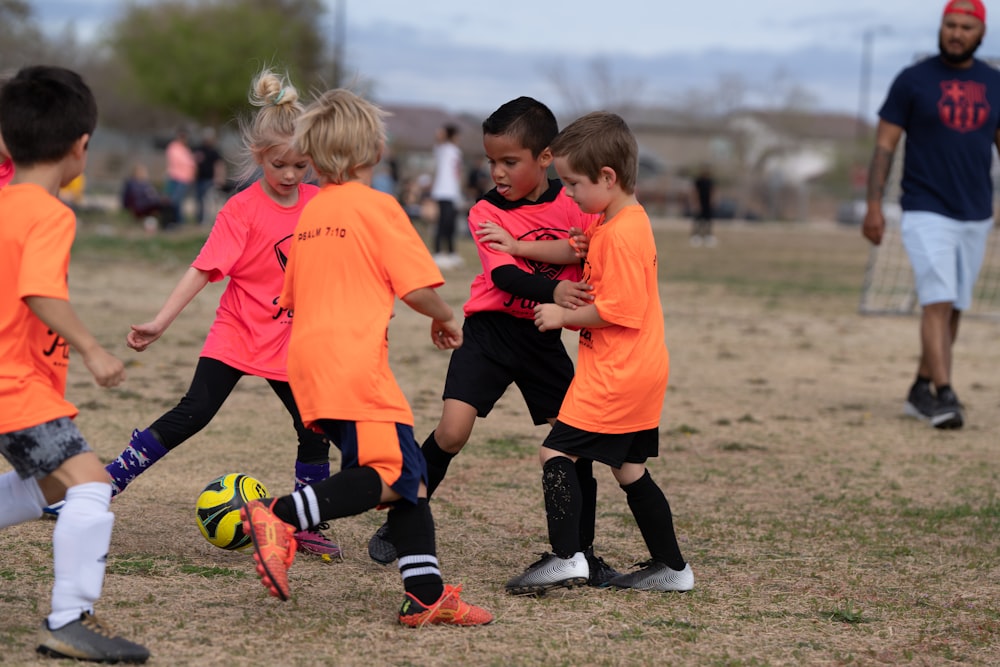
294, 88, 387, 184
234, 68, 305, 184
549, 111, 638, 194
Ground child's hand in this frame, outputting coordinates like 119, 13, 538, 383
475, 221, 518, 254
533, 303, 567, 332
431, 317, 463, 350
553, 280, 594, 309
568, 227, 589, 258
126, 321, 166, 352
82, 347, 126, 388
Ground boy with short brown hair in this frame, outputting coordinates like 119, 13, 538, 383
487, 111, 694, 593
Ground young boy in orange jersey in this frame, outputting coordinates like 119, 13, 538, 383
486, 111, 694, 594
0, 66, 150, 662
365, 96, 621, 589
239, 88, 492, 627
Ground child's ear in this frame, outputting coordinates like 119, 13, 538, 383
538, 147, 553, 168
600, 166, 617, 187
72, 133, 90, 159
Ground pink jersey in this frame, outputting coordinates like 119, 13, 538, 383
464, 182, 596, 319
194, 181, 318, 380
0, 159, 13, 189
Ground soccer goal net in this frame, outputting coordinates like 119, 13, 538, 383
859, 212, 1000, 320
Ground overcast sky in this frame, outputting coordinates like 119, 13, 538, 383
32, 1, 1000, 117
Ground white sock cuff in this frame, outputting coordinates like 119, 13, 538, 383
64, 482, 112, 512
291, 486, 320, 530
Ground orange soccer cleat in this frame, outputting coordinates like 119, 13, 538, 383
240, 498, 297, 601
398, 584, 493, 628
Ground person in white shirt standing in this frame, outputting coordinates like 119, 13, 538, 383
430, 123, 464, 269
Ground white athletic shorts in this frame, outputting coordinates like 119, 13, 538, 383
900, 210, 993, 310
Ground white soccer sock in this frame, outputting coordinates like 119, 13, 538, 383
0, 471, 46, 528
49, 482, 114, 629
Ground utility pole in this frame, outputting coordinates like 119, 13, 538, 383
857, 26, 890, 143
331, 0, 345, 88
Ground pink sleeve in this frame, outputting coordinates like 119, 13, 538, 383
467, 202, 517, 274
191, 200, 248, 282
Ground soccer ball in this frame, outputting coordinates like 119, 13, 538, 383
195, 473, 269, 552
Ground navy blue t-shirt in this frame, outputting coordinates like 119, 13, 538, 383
879, 56, 1000, 220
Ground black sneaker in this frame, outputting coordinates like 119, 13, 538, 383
37, 611, 149, 663
584, 547, 621, 588
931, 388, 964, 430
903, 381, 935, 421
367, 522, 397, 565
608, 560, 695, 592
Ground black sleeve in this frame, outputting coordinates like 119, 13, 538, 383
491, 265, 559, 304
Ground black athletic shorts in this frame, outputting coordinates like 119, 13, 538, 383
543, 420, 659, 468
442, 311, 574, 425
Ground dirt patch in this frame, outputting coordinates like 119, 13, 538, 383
2, 218, 998, 665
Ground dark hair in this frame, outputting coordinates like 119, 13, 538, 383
550, 111, 638, 193
443, 123, 459, 140
0, 66, 97, 167
482, 96, 558, 158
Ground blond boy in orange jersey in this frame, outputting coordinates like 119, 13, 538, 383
0, 66, 149, 662
239, 88, 492, 627
483, 111, 694, 594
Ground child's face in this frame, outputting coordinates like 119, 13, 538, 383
483, 133, 552, 202
553, 156, 612, 215
258, 142, 310, 204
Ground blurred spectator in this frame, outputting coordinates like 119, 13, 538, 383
430, 123, 464, 268
122, 163, 172, 233
372, 162, 397, 196
691, 165, 717, 247
193, 127, 225, 225
466, 158, 490, 203
164, 126, 196, 227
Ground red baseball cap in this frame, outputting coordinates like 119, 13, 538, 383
943, 0, 986, 23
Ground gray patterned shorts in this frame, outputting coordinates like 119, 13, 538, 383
0, 417, 92, 480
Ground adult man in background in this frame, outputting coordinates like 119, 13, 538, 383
863, 0, 1000, 430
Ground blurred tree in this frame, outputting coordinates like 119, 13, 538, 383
0, 0, 48, 68
108, 0, 328, 127
543, 58, 645, 116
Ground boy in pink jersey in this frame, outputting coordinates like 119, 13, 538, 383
366, 97, 622, 590
97, 69, 339, 557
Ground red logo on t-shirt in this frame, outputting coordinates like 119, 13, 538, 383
938, 80, 990, 132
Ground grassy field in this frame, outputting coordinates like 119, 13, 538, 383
1, 216, 999, 666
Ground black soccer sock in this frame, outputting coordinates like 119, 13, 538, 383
576, 458, 597, 551
422, 432, 456, 499
272, 466, 382, 530
542, 456, 582, 558
389, 498, 444, 605
915, 375, 932, 387
623, 470, 686, 571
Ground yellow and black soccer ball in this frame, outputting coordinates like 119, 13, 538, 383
195, 473, 268, 551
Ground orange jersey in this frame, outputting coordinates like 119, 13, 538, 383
279, 182, 444, 427
0, 183, 79, 432
558, 204, 668, 433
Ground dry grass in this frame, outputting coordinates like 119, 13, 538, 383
2, 218, 999, 666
